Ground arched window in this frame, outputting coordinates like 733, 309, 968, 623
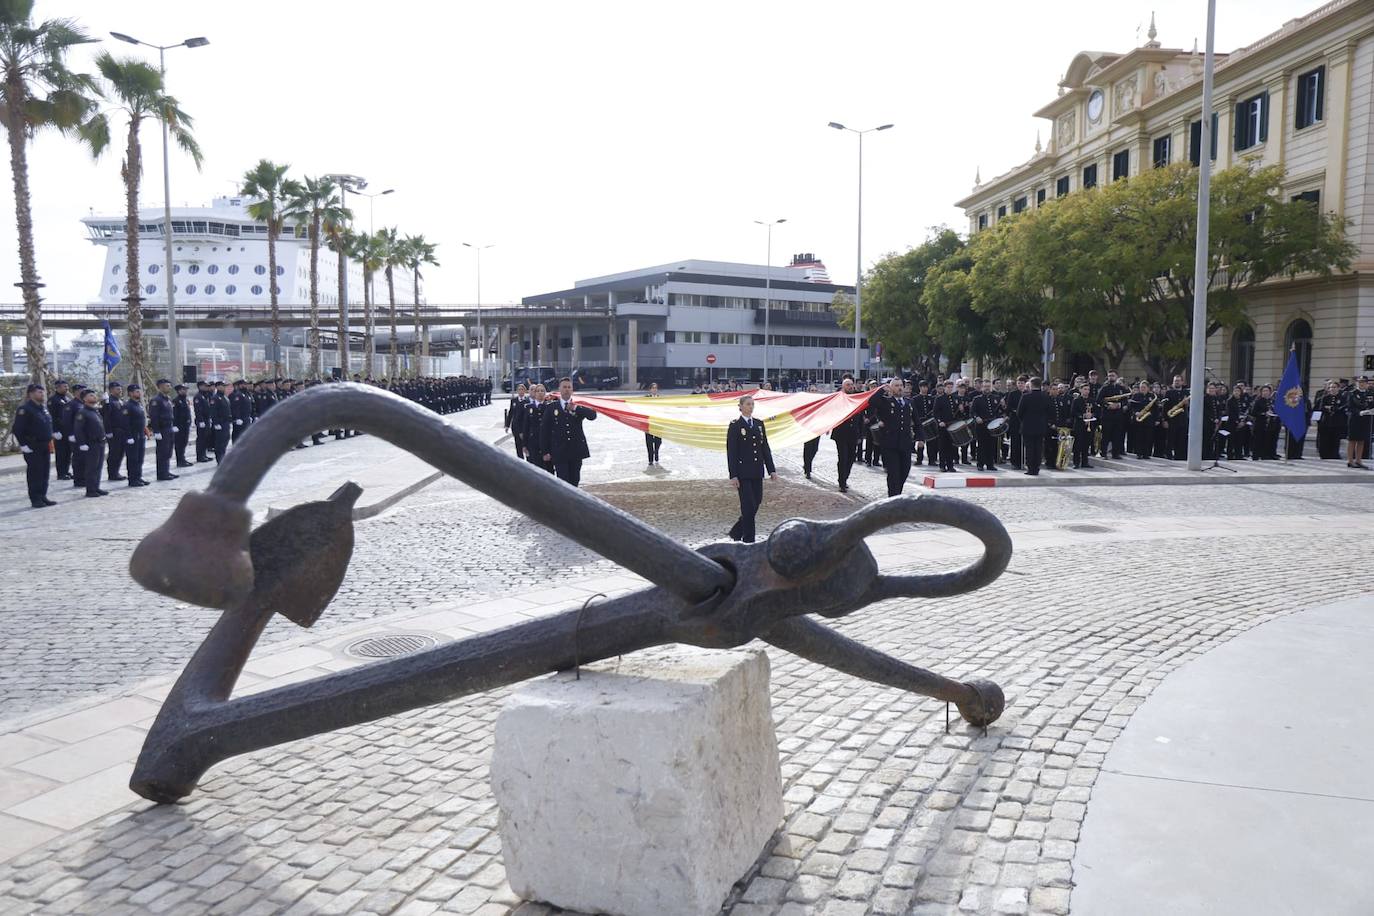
1283, 319, 1313, 391
1230, 325, 1255, 385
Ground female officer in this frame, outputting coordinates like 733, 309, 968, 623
726, 395, 776, 543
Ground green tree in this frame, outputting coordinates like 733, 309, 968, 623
349, 230, 386, 377
324, 221, 353, 377
82, 52, 202, 386
857, 229, 965, 374
401, 234, 438, 377
376, 227, 403, 379
285, 175, 350, 379
0, 1, 100, 383
241, 160, 297, 377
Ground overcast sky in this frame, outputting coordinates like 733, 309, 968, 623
3, 0, 1324, 308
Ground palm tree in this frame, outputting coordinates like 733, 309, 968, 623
241, 160, 297, 377
401, 234, 439, 377
0, 2, 100, 383
285, 175, 349, 379
349, 230, 386, 377
324, 222, 353, 378
376, 227, 403, 380
82, 51, 202, 386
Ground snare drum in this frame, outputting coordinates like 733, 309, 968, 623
947, 420, 973, 447
919, 417, 940, 441
986, 416, 1008, 439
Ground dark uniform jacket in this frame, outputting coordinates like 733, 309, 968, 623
173, 394, 192, 430
193, 391, 210, 429
873, 393, 915, 452
121, 398, 147, 443
148, 393, 174, 436
62, 396, 83, 439
726, 416, 776, 479
101, 396, 122, 441
540, 398, 597, 462
74, 403, 105, 449
48, 392, 70, 439
209, 392, 233, 428
11, 400, 53, 449
1016, 389, 1053, 434
230, 390, 252, 426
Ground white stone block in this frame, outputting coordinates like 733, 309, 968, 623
491, 646, 783, 916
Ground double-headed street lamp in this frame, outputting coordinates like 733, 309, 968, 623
110, 31, 209, 379
828, 121, 893, 377
754, 218, 786, 387
463, 242, 494, 378
357, 187, 395, 235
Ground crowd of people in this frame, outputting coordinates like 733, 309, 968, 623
11, 374, 493, 508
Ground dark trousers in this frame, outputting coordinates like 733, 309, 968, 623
84, 444, 105, 493
554, 458, 583, 487
155, 434, 173, 478
881, 447, 911, 496
512, 431, 525, 461
1023, 432, 1044, 475
1009, 420, 1023, 467
196, 424, 210, 462
231, 420, 247, 443
106, 437, 124, 478
1102, 410, 1126, 456
54, 437, 71, 477
174, 427, 190, 465
729, 477, 764, 543
126, 438, 146, 483
1072, 426, 1092, 467
802, 438, 819, 475
527, 452, 555, 474
975, 428, 997, 470
72, 442, 85, 486
24, 448, 50, 503
1286, 430, 1306, 459
835, 436, 856, 486
937, 431, 956, 471
645, 433, 662, 463
864, 432, 880, 466
1130, 420, 1152, 458
1168, 422, 1187, 460
212, 427, 230, 463
1317, 425, 1342, 459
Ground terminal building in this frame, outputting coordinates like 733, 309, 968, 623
954, 0, 1374, 390
520, 255, 861, 388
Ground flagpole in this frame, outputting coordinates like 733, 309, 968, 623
1186, 0, 1217, 471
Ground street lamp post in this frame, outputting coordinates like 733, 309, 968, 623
1186, 0, 1218, 471
828, 121, 893, 378
463, 242, 494, 380
754, 218, 786, 387
111, 31, 209, 381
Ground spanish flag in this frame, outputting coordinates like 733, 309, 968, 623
574, 388, 880, 452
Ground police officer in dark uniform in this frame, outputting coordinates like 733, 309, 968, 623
103, 381, 126, 481
172, 383, 193, 467
63, 385, 87, 487
540, 377, 597, 487
507, 383, 528, 460
230, 379, 252, 443
933, 380, 959, 473
11, 383, 56, 507
149, 378, 178, 481
912, 379, 935, 468
73, 387, 108, 497
49, 379, 72, 480
873, 377, 914, 495
193, 380, 212, 462
830, 377, 863, 492
122, 383, 150, 486
1097, 370, 1129, 458
971, 379, 1000, 472
209, 380, 233, 462
726, 395, 777, 543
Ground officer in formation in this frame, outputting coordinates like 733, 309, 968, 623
726, 394, 776, 543
870, 376, 914, 496
830, 376, 863, 493
539, 376, 598, 487
11, 383, 56, 507
119, 382, 149, 486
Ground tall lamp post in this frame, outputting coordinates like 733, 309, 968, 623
110, 31, 209, 380
463, 242, 494, 379
828, 121, 893, 378
325, 174, 366, 375
1186, 0, 1218, 471
754, 218, 786, 387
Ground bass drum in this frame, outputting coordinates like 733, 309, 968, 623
919, 417, 941, 442
986, 417, 1008, 439
947, 420, 974, 447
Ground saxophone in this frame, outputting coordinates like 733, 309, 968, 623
1135, 396, 1158, 422
1167, 395, 1191, 418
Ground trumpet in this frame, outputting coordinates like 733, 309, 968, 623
1167, 395, 1191, 418
1135, 396, 1158, 422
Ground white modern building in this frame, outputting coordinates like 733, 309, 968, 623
955, 0, 1374, 389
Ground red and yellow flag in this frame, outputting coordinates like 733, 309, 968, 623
573, 388, 880, 452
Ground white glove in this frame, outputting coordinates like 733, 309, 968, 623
172, 426, 179, 433
53, 432, 62, 440
153, 433, 162, 441
234, 419, 243, 426
20, 445, 31, 454
79, 444, 89, 452
126, 438, 134, 445
213, 424, 222, 430
105, 433, 112, 440
197, 423, 205, 429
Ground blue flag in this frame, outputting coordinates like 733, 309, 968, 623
102, 321, 121, 374
1274, 350, 1307, 441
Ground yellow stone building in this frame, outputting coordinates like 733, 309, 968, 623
955, 0, 1374, 388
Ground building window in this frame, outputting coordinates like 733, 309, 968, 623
112, 265, 121, 275
1152, 135, 1171, 168
977, 213, 988, 230
207, 264, 218, 275
1292, 189, 1320, 207
185, 284, 196, 295
145, 284, 157, 294
205, 284, 215, 295
1231, 325, 1255, 385
109, 284, 118, 295
251, 284, 264, 296
1112, 149, 1130, 181
226, 284, 237, 295
148, 264, 160, 274
228, 265, 240, 275
996, 205, 1007, 219
1296, 66, 1324, 130
1189, 113, 1219, 165
254, 265, 267, 275
1036, 188, 1046, 206
720, 332, 738, 345
277, 266, 285, 276
171, 264, 181, 274
187, 264, 199, 275
1056, 175, 1070, 197
1234, 92, 1268, 151
1283, 319, 1313, 393
1012, 196, 1028, 213
1082, 164, 1098, 189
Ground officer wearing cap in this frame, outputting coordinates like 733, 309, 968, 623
63, 385, 87, 487
103, 380, 127, 481
230, 379, 252, 442
11, 383, 56, 507
148, 378, 177, 481
193, 380, 212, 462
73, 387, 108, 497
209, 380, 232, 462
122, 383, 150, 486
539, 376, 597, 487
172, 383, 192, 467
49, 378, 72, 480
726, 395, 777, 543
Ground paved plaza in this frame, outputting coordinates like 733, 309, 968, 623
1, 401, 1371, 915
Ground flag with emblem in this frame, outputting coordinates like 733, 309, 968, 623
102, 320, 121, 374
573, 388, 881, 452
1274, 350, 1307, 441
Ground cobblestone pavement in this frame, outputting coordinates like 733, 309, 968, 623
0, 527, 1362, 916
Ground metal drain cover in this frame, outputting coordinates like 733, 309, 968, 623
345, 634, 437, 659
1059, 523, 1114, 534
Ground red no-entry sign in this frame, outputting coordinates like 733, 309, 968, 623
705, 354, 717, 365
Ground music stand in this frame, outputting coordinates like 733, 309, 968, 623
1203, 421, 1236, 473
